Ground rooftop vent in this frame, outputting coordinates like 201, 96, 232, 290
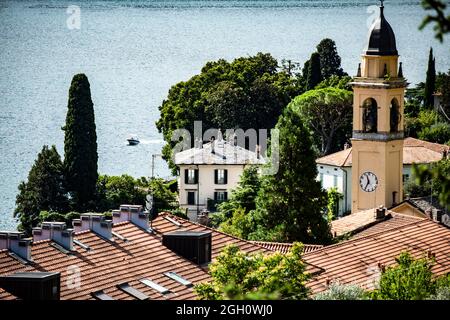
162, 231, 212, 266
375, 205, 386, 220
32, 222, 74, 251
0, 272, 60, 300
0, 231, 32, 261
72, 213, 113, 241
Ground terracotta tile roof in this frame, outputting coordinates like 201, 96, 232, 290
250, 241, 323, 254
316, 137, 449, 167
152, 213, 269, 259
0, 213, 277, 300
331, 209, 424, 237
0, 221, 211, 300
316, 148, 353, 167
304, 219, 450, 294
0, 287, 17, 300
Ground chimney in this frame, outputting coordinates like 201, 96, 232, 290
113, 204, 150, 230
375, 205, 386, 220
0, 231, 32, 261
432, 208, 442, 223
32, 222, 74, 251
130, 206, 149, 230
344, 142, 350, 150
0, 272, 60, 300
162, 231, 212, 266
72, 214, 113, 240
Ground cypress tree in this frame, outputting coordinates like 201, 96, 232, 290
254, 107, 332, 244
424, 47, 436, 108
306, 52, 323, 91
14, 145, 68, 235
316, 38, 345, 79
63, 74, 98, 211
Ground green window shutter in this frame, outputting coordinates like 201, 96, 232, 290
224, 170, 228, 184
184, 169, 189, 184
214, 169, 218, 184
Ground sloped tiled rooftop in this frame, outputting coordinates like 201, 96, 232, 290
305, 219, 450, 294
250, 241, 323, 254
331, 209, 424, 237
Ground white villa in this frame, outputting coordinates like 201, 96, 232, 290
317, 137, 449, 216
175, 134, 265, 221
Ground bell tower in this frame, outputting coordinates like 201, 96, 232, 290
351, 1, 407, 213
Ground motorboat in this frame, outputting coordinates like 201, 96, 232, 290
127, 136, 140, 145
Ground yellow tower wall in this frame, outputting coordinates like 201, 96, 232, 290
351, 139, 404, 212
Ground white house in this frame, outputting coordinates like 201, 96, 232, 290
175, 135, 265, 221
316, 137, 449, 216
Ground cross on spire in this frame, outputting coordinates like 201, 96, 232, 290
379, 0, 384, 7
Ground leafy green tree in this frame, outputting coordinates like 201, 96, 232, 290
305, 52, 322, 91
316, 38, 345, 79
326, 188, 343, 222
420, 0, 450, 42
424, 47, 436, 108
157, 53, 302, 173
63, 74, 98, 211
215, 166, 261, 220
372, 252, 437, 300
289, 88, 353, 156
95, 175, 178, 213
315, 75, 352, 90
436, 69, 450, 116
413, 159, 450, 209
219, 207, 255, 239
418, 122, 450, 144
194, 243, 310, 300
249, 107, 332, 244
14, 145, 68, 235
95, 174, 148, 211
313, 282, 368, 300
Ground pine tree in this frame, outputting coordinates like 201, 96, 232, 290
63, 74, 98, 211
316, 38, 345, 79
306, 52, 323, 91
254, 107, 332, 244
14, 145, 68, 235
424, 47, 436, 108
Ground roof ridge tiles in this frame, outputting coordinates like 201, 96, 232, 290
304, 218, 431, 256
159, 212, 271, 252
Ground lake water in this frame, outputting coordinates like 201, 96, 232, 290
0, 0, 449, 230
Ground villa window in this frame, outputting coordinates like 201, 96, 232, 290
185, 169, 198, 184
214, 169, 228, 185
214, 191, 228, 203
187, 191, 196, 205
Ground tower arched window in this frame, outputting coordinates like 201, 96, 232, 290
362, 98, 378, 133
390, 98, 401, 133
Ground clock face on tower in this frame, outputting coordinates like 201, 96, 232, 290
359, 172, 378, 192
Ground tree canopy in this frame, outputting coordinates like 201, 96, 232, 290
63, 73, 98, 211
289, 87, 353, 156
14, 145, 68, 235
316, 38, 345, 79
424, 47, 436, 108
194, 243, 310, 300
249, 107, 332, 243
156, 53, 302, 173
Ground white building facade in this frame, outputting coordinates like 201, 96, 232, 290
175, 136, 265, 221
